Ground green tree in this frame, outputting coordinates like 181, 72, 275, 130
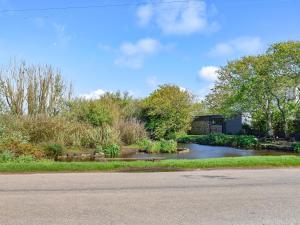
143, 85, 194, 139
65, 99, 113, 127
206, 41, 300, 137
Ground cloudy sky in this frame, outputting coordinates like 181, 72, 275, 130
0, 0, 299, 99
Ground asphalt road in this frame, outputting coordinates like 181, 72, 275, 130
0, 169, 300, 225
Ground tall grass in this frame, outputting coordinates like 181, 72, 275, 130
115, 118, 148, 145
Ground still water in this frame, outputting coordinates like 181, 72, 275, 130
124, 143, 298, 159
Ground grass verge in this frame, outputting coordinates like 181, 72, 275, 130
0, 156, 300, 173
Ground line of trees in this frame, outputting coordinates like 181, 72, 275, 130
0, 40, 298, 161
0, 60, 72, 116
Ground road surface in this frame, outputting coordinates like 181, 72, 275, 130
0, 169, 300, 225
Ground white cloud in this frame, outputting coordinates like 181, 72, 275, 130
209, 36, 263, 57
79, 89, 106, 100
115, 38, 161, 69
198, 66, 219, 81
137, 0, 218, 35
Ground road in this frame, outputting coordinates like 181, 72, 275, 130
0, 169, 300, 225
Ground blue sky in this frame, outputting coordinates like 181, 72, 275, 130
0, 0, 299, 99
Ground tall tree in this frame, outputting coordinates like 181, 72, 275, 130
206, 41, 300, 137
0, 60, 72, 116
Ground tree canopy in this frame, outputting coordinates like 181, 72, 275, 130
206, 41, 300, 137
142, 85, 194, 139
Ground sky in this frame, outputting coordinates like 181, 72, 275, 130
0, 0, 299, 99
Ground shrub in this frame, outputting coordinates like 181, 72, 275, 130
206, 133, 232, 146
136, 139, 152, 150
103, 144, 120, 158
177, 135, 201, 143
143, 85, 194, 140
160, 139, 177, 153
292, 143, 300, 153
5, 115, 120, 149
177, 134, 258, 149
231, 135, 258, 148
94, 145, 103, 154
15, 155, 36, 163
0, 150, 14, 163
10, 143, 44, 159
116, 119, 148, 145
147, 141, 161, 154
44, 143, 63, 160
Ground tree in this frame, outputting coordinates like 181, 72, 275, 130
0, 60, 72, 116
142, 85, 194, 139
206, 41, 300, 137
266, 42, 300, 136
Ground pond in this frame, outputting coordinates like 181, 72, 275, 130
123, 143, 299, 160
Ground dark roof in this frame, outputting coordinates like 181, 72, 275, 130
193, 114, 224, 120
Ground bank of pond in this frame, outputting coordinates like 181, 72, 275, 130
121, 134, 300, 160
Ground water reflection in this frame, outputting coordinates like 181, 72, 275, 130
124, 143, 298, 160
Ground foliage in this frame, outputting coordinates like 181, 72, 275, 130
0, 150, 14, 163
146, 141, 161, 154
0, 115, 119, 149
143, 85, 194, 140
160, 139, 177, 153
206, 41, 300, 138
0, 151, 36, 163
9, 143, 44, 159
14, 155, 36, 163
231, 135, 258, 148
44, 143, 63, 159
136, 139, 177, 154
103, 144, 120, 158
66, 99, 113, 127
292, 143, 300, 153
136, 138, 152, 150
177, 134, 258, 148
94, 145, 103, 154
116, 118, 148, 145
0, 60, 71, 116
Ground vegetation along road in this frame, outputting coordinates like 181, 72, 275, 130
0, 168, 300, 225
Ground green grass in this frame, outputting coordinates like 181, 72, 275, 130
0, 156, 300, 173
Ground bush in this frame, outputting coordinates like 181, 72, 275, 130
1, 115, 120, 149
11, 143, 44, 159
231, 135, 258, 148
177, 135, 201, 143
94, 145, 103, 154
143, 85, 194, 140
206, 133, 232, 146
292, 143, 300, 153
177, 134, 258, 149
103, 144, 120, 158
136, 139, 152, 150
0, 150, 14, 163
147, 141, 161, 154
160, 139, 177, 153
15, 155, 36, 163
137, 139, 177, 153
44, 143, 63, 159
116, 119, 148, 145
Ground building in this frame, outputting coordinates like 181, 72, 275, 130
190, 115, 243, 135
